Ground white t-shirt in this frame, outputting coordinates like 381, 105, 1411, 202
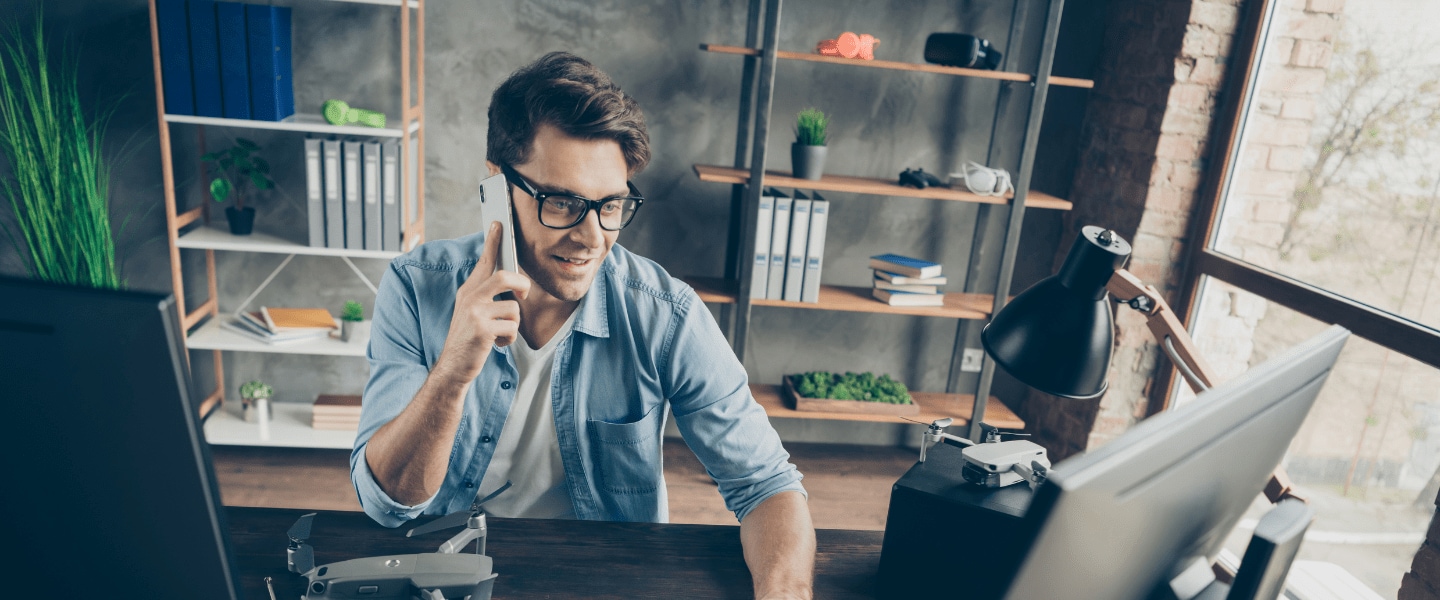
474, 309, 578, 519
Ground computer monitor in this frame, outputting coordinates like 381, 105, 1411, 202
1003, 325, 1350, 600
0, 277, 241, 598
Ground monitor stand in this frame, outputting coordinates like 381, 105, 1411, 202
1154, 498, 1314, 600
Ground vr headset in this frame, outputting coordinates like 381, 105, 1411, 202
924, 33, 1003, 70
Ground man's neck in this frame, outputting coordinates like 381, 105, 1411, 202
517, 286, 581, 350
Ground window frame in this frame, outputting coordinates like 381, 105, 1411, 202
1164, 0, 1440, 410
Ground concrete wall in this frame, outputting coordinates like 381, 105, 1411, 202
0, 0, 1101, 446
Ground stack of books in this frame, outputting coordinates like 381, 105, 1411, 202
222, 307, 339, 344
869, 254, 947, 307
312, 394, 362, 431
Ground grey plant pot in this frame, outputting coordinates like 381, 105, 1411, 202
791, 143, 828, 181
341, 319, 372, 344
242, 397, 272, 423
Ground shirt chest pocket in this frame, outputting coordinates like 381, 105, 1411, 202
585, 402, 664, 495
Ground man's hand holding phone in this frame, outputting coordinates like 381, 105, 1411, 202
435, 221, 531, 385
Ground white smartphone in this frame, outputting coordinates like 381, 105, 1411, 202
478, 172, 518, 273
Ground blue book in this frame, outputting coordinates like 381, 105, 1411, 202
215, 2, 249, 120
245, 4, 294, 122
187, 0, 222, 117
155, 0, 194, 115
868, 253, 942, 279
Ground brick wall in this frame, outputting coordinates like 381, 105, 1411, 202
1017, 0, 1244, 459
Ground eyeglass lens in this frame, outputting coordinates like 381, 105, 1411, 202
540, 196, 639, 230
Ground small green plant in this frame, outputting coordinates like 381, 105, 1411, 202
202, 138, 273, 209
341, 301, 365, 322
795, 107, 829, 146
792, 371, 912, 404
239, 380, 273, 400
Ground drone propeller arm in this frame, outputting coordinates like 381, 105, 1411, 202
437, 514, 487, 555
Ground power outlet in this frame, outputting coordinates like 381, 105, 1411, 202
961, 348, 985, 373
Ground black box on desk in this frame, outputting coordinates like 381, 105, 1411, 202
877, 441, 1035, 599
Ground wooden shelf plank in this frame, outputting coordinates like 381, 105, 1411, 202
751, 384, 1024, 429
177, 225, 403, 259
323, 0, 421, 8
186, 318, 368, 357
692, 164, 1072, 211
700, 43, 1094, 89
204, 401, 356, 449
163, 113, 420, 138
685, 276, 992, 320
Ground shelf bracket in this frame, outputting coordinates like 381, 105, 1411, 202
341, 256, 380, 295
233, 253, 297, 315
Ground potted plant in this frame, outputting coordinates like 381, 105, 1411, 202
791, 107, 829, 180
239, 380, 274, 423
202, 138, 273, 235
339, 300, 370, 343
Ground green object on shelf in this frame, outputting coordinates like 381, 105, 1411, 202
791, 370, 912, 404
795, 107, 828, 146
340, 300, 364, 322
322, 99, 386, 128
240, 380, 273, 400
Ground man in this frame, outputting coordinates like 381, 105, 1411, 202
352, 52, 816, 598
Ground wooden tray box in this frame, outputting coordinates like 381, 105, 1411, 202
782, 376, 920, 417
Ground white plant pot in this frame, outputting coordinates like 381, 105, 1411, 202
243, 397, 272, 423
341, 319, 371, 344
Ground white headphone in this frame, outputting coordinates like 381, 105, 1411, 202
951, 161, 1013, 197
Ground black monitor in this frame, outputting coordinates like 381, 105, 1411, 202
1003, 325, 1350, 599
0, 277, 241, 598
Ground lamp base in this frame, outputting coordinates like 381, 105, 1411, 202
877, 442, 1035, 599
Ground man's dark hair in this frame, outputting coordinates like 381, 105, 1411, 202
487, 52, 650, 175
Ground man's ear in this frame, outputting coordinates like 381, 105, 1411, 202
485, 160, 501, 177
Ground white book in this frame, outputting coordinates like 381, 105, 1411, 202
783, 196, 811, 302
765, 191, 792, 300
874, 278, 939, 294
342, 140, 363, 249
221, 319, 330, 345
304, 138, 325, 247
381, 140, 401, 252
801, 195, 828, 303
872, 288, 946, 307
748, 189, 776, 299
875, 270, 949, 286
321, 139, 343, 249
362, 141, 382, 250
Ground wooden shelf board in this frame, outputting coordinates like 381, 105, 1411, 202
204, 401, 356, 449
751, 384, 1024, 428
324, 0, 420, 8
186, 318, 368, 357
700, 44, 1094, 89
692, 164, 1072, 211
163, 113, 419, 138
177, 225, 403, 259
685, 277, 992, 320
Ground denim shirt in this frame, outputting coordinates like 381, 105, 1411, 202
351, 231, 805, 527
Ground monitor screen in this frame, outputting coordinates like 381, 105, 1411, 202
0, 277, 240, 598
1004, 325, 1349, 600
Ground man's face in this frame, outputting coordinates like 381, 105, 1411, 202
507, 125, 628, 303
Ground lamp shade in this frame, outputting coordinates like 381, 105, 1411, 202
981, 226, 1132, 399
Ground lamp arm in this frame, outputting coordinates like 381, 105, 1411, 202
1105, 269, 1304, 505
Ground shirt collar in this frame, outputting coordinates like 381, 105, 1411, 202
572, 261, 611, 339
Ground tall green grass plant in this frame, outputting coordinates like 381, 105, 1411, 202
0, 12, 121, 289
795, 107, 829, 146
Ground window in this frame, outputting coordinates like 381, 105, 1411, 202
1176, 0, 1440, 595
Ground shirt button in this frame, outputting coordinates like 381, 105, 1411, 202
500, 381, 513, 390
482, 435, 493, 443
464, 481, 474, 488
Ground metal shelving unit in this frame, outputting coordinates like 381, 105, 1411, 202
695, 0, 1086, 438
146, 0, 426, 438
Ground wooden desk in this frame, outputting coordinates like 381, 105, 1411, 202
228, 507, 884, 599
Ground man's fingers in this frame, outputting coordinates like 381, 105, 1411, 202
465, 221, 503, 289
487, 300, 520, 323
491, 320, 519, 348
475, 269, 533, 300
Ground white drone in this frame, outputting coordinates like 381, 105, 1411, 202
282, 481, 511, 600
910, 418, 1051, 489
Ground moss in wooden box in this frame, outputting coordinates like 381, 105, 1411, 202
790, 371, 913, 404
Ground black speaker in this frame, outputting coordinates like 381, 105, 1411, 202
924, 33, 1003, 70
876, 442, 1034, 599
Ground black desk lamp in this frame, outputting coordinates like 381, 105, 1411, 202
980, 225, 1298, 502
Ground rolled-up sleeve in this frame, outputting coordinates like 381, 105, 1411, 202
351, 261, 439, 527
664, 291, 806, 522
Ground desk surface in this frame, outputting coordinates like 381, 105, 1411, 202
227, 507, 884, 599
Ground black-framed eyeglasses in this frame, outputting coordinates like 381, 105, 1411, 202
500, 163, 645, 231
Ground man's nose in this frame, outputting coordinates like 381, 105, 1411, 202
568, 208, 606, 247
